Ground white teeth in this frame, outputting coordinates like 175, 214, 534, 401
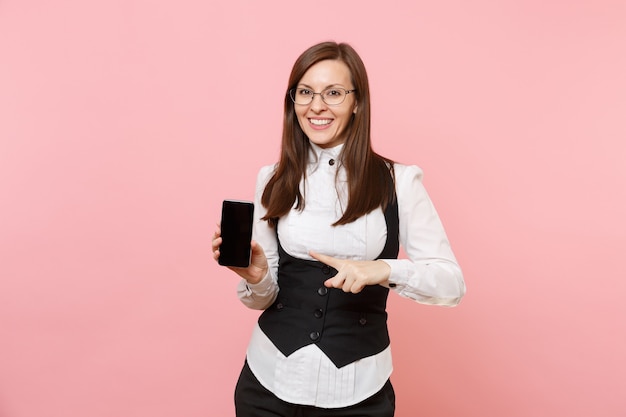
310, 119, 331, 126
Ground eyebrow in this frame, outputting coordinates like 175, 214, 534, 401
297, 83, 347, 89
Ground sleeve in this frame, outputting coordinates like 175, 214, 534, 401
382, 164, 466, 306
236, 165, 280, 310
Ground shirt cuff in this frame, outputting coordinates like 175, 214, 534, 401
240, 269, 274, 296
379, 259, 411, 291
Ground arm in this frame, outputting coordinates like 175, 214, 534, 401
309, 164, 465, 306
383, 164, 466, 306
235, 165, 280, 310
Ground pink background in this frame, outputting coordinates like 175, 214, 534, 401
1, 1, 625, 416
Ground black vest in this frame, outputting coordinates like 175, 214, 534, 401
258, 197, 399, 368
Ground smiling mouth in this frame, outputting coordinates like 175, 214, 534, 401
309, 118, 332, 126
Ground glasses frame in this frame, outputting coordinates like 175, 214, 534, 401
289, 87, 357, 106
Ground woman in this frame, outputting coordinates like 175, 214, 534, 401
212, 41, 466, 417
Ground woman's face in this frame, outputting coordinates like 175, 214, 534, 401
294, 59, 357, 149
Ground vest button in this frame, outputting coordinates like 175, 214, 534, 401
275, 303, 284, 310
322, 265, 331, 274
359, 318, 367, 326
314, 309, 323, 318
329, 159, 335, 166
317, 287, 328, 296
309, 331, 320, 341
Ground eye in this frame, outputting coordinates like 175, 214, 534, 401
325, 89, 344, 97
297, 88, 313, 96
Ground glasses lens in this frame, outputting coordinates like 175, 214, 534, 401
322, 88, 346, 105
290, 88, 313, 105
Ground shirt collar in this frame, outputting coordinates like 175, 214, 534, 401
307, 141, 344, 174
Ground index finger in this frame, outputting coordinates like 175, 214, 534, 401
309, 250, 344, 269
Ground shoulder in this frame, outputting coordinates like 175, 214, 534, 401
256, 163, 277, 184
393, 163, 424, 186
392, 163, 434, 213
254, 164, 278, 195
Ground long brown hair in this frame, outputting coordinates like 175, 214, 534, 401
261, 41, 395, 227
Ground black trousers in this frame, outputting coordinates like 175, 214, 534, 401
234, 361, 395, 417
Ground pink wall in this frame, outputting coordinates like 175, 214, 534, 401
1, 1, 625, 416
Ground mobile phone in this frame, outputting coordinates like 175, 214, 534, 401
218, 200, 254, 267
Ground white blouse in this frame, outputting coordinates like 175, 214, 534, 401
237, 142, 465, 408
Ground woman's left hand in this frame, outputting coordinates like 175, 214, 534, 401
309, 251, 391, 294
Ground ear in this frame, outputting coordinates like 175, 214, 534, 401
353, 104, 358, 114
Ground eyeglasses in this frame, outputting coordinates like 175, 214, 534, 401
289, 87, 356, 106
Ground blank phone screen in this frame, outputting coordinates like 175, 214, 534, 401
218, 200, 254, 267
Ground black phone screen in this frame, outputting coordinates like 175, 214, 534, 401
218, 200, 254, 267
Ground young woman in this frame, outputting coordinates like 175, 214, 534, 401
212, 41, 466, 417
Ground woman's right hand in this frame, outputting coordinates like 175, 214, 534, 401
211, 224, 269, 285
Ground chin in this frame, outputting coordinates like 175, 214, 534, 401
307, 132, 342, 147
